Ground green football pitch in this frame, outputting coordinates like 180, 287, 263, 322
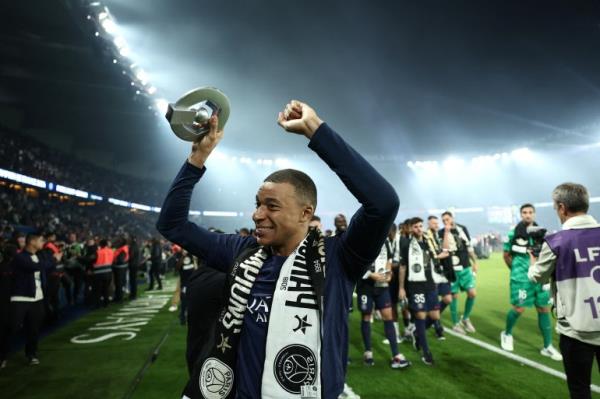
1, 253, 598, 398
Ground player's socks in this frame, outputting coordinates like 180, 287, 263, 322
463, 297, 476, 320
439, 301, 449, 314
415, 319, 430, 354
384, 320, 399, 356
450, 298, 459, 325
538, 312, 552, 348
425, 317, 434, 329
361, 319, 372, 351
505, 308, 521, 335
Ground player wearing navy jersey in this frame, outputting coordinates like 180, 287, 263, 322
400, 217, 448, 365
357, 242, 410, 369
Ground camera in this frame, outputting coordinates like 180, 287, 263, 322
526, 226, 547, 257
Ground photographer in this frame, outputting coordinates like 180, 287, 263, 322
500, 204, 561, 361
529, 183, 600, 399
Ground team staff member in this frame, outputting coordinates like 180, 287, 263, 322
112, 238, 129, 303
9, 233, 59, 365
64, 233, 84, 305
148, 238, 163, 291
529, 183, 600, 399
128, 236, 141, 300
41, 233, 62, 322
92, 239, 113, 308
0, 240, 18, 368
157, 100, 399, 398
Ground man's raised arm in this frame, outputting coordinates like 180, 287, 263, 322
278, 100, 400, 280
156, 116, 252, 271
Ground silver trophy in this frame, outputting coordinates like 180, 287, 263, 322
165, 87, 230, 142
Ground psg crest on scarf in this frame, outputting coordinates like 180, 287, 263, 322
199, 357, 234, 399
274, 344, 318, 395
165, 86, 231, 142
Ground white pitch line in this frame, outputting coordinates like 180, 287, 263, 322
444, 327, 600, 394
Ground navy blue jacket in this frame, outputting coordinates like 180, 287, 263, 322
10, 250, 54, 299
157, 123, 399, 398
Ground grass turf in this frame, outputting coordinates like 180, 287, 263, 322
1, 254, 598, 398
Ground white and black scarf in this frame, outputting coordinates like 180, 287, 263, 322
407, 236, 447, 283
408, 237, 428, 282
194, 227, 326, 399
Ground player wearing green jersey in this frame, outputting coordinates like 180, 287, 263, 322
500, 203, 562, 361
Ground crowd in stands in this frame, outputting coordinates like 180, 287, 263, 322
0, 127, 166, 205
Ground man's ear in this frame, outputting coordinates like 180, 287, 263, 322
300, 205, 314, 223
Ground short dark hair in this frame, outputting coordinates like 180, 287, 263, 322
26, 233, 42, 245
99, 239, 108, 247
520, 203, 535, 212
311, 215, 321, 222
552, 183, 589, 214
264, 169, 317, 208
441, 211, 453, 218
410, 217, 423, 226
427, 215, 438, 221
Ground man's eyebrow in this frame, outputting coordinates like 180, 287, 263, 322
263, 197, 282, 205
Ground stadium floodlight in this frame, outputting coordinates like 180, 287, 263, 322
98, 11, 108, 20
147, 86, 157, 95
119, 46, 131, 57
262, 159, 273, 166
188, 210, 202, 216
155, 98, 168, 114
442, 157, 465, 173
211, 150, 228, 161
511, 147, 533, 161
203, 211, 238, 217
113, 36, 126, 49
135, 69, 148, 84
101, 18, 118, 35
453, 207, 485, 214
275, 158, 291, 167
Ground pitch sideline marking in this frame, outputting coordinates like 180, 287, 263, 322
444, 327, 600, 394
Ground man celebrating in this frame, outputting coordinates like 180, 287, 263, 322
440, 211, 478, 334
357, 238, 410, 368
400, 217, 448, 365
157, 100, 399, 398
500, 204, 562, 361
